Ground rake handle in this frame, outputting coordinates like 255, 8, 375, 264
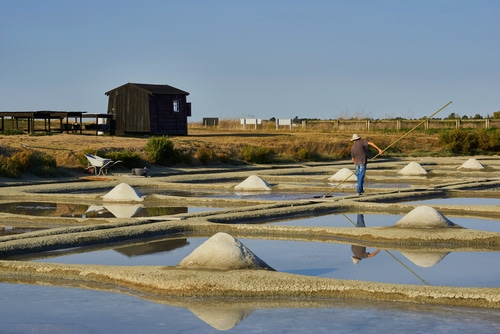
321, 101, 453, 198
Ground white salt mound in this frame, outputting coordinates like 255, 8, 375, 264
397, 162, 428, 175
234, 175, 271, 191
328, 168, 357, 182
101, 182, 145, 202
178, 232, 274, 270
400, 250, 450, 268
457, 158, 484, 170
395, 206, 456, 228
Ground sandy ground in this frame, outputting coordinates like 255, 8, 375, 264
0, 138, 499, 309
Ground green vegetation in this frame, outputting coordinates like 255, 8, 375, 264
196, 145, 217, 165
439, 128, 500, 155
145, 136, 180, 166
1, 125, 499, 179
240, 145, 273, 164
0, 150, 57, 178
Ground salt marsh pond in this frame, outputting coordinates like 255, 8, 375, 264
0, 156, 499, 332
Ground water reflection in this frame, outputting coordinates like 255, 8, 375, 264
346, 213, 451, 270
351, 214, 381, 265
399, 250, 450, 268
2, 283, 498, 333
188, 302, 253, 330
0, 226, 46, 236
10, 234, 500, 287
0, 202, 188, 219
114, 238, 189, 257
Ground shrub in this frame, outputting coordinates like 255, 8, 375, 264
2, 129, 24, 135
439, 128, 500, 154
145, 136, 179, 166
0, 150, 57, 178
196, 145, 217, 165
295, 147, 322, 161
102, 150, 143, 168
29, 151, 57, 177
240, 145, 273, 163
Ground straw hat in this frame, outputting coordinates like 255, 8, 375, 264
351, 256, 361, 265
351, 134, 361, 141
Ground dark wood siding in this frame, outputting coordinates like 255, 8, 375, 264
106, 83, 190, 135
149, 95, 188, 135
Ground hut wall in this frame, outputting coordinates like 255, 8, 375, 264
149, 95, 188, 135
107, 85, 151, 135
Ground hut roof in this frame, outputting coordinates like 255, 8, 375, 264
105, 82, 189, 96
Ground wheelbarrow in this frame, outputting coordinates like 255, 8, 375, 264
84, 154, 122, 175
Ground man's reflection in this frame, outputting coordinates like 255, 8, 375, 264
351, 214, 381, 265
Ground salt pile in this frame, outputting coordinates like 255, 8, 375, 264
101, 182, 145, 202
397, 162, 428, 175
457, 158, 485, 170
234, 175, 272, 191
395, 206, 457, 228
178, 232, 275, 270
400, 250, 450, 268
328, 168, 357, 182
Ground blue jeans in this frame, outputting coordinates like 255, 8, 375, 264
355, 164, 366, 194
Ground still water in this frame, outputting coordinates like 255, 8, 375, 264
1, 198, 499, 332
32, 232, 499, 288
1, 282, 498, 333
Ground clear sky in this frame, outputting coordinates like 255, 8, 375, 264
1, 0, 499, 122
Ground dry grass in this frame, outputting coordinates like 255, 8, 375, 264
0, 123, 443, 170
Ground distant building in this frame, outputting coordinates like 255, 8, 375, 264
105, 82, 191, 135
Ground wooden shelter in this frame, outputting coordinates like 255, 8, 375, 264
105, 83, 191, 135
0, 111, 85, 134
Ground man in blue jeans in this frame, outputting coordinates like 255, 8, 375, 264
350, 134, 383, 195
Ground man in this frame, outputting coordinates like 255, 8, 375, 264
350, 134, 383, 196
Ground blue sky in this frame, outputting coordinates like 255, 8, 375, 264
1, 0, 499, 122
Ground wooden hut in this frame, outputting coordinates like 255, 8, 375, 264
105, 83, 191, 135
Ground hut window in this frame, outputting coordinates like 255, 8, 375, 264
173, 100, 180, 112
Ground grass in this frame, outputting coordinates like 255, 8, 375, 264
0, 122, 498, 178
